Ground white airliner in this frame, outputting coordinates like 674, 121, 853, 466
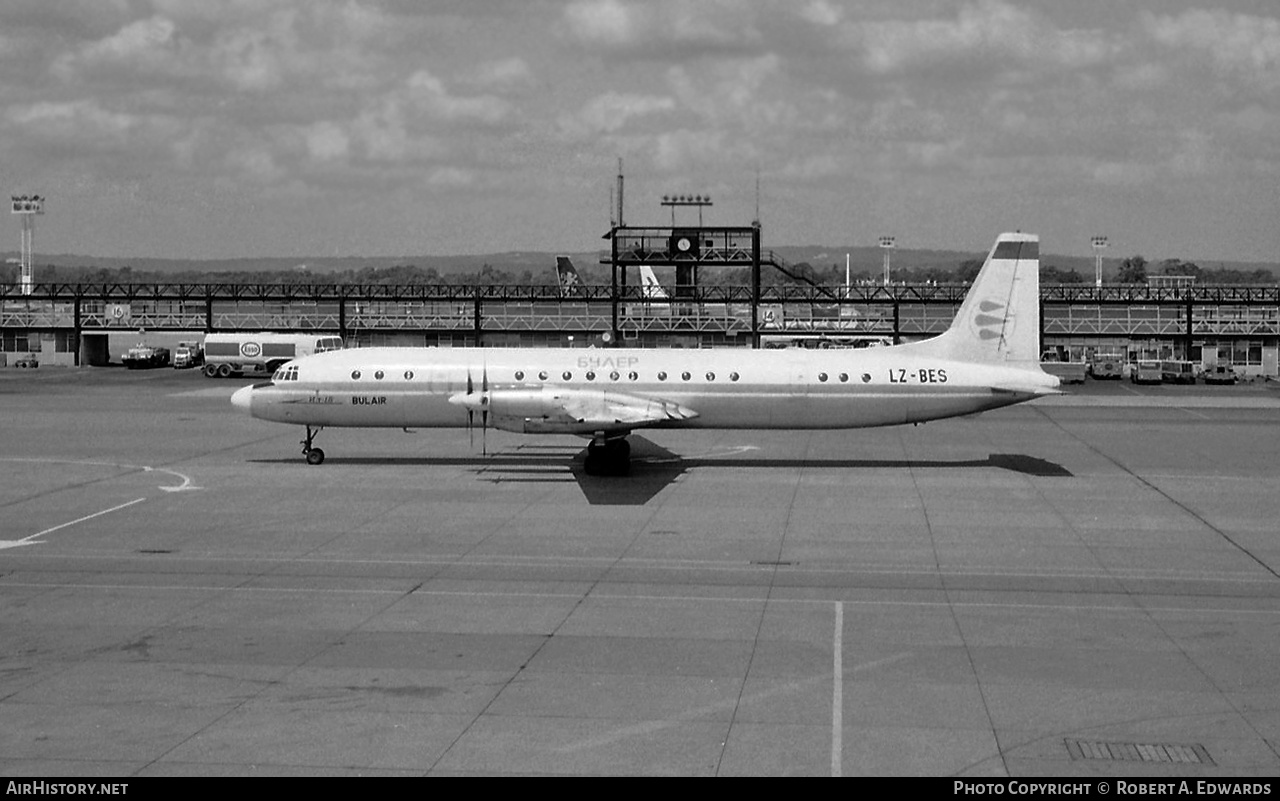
232, 232, 1058, 475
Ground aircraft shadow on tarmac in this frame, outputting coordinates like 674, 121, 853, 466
250, 436, 1071, 506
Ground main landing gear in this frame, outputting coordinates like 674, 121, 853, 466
301, 425, 325, 465
583, 436, 631, 477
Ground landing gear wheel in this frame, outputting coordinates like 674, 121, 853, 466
583, 438, 631, 476
300, 425, 326, 465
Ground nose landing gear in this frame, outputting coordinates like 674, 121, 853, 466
301, 425, 325, 465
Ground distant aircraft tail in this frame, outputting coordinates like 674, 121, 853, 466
638, 265, 670, 301
555, 256, 582, 291
914, 232, 1043, 368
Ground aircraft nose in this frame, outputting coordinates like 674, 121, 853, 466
230, 385, 254, 414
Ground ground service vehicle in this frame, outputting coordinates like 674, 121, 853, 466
13, 354, 38, 368
1039, 346, 1086, 384
1203, 364, 1237, 385
1088, 353, 1124, 380
173, 341, 204, 369
122, 343, 171, 369
1161, 360, 1197, 384
1132, 360, 1162, 384
203, 333, 343, 378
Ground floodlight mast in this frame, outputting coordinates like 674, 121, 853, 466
11, 194, 45, 297
660, 194, 713, 227
879, 236, 896, 287
1091, 236, 1108, 289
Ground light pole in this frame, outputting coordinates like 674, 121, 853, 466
660, 193, 713, 227
11, 194, 44, 297
1091, 236, 1108, 289
879, 236, 895, 286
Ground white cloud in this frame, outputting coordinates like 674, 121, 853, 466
564, 0, 637, 46
468, 57, 534, 89
562, 0, 761, 52
406, 70, 511, 124
1143, 9, 1280, 84
797, 1, 841, 28
84, 14, 177, 61
558, 91, 676, 138
428, 167, 474, 187
4, 99, 178, 153
225, 145, 285, 184
303, 121, 350, 163
50, 14, 186, 81
841, 0, 1114, 74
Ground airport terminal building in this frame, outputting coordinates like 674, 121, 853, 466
3, 222, 1277, 376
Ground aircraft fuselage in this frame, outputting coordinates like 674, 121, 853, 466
235, 345, 1055, 435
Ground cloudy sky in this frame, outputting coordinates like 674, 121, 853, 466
2, 0, 1278, 263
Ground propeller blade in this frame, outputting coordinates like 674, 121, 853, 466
466, 367, 474, 448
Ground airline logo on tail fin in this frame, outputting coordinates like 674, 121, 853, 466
972, 299, 1009, 340
555, 256, 582, 292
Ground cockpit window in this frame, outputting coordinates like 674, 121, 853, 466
273, 365, 301, 382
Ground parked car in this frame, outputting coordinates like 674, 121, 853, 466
1131, 360, 1162, 384
1160, 360, 1197, 384
13, 354, 39, 368
1088, 354, 1124, 380
122, 343, 171, 369
173, 340, 204, 369
1203, 364, 1237, 385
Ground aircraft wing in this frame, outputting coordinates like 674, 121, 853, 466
450, 386, 698, 434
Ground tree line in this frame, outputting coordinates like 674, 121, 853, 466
1, 255, 1273, 287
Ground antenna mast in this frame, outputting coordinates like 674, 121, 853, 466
753, 166, 760, 228
616, 157, 625, 228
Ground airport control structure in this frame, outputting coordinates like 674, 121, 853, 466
2, 212, 1278, 377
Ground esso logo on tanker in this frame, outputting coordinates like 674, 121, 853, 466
240, 342, 262, 358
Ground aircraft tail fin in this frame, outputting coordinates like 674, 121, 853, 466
638, 265, 670, 301
555, 256, 582, 291
918, 232, 1042, 367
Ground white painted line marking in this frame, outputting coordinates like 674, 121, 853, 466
831, 601, 843, 778
0, 497, 147, 549
0, 458, 200, 492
